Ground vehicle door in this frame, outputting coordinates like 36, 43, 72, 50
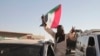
75, 36, 89, 56
96, 35, 100, 56
43, 42, 55, 56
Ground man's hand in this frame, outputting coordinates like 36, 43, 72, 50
40, 15, 46, 26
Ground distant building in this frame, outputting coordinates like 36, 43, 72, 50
0, 31, 45, 40
0, 31, 32, 38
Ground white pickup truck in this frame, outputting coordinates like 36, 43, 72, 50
75, 29, 100, 56
0, 38, 55, 56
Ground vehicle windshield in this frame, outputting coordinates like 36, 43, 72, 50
0, 44, 43, 56
97, 35, 100, 51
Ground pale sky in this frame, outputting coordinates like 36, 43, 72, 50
0, 0, 100, 39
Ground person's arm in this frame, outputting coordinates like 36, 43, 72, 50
65, 34, 68, 43
44, 25, 55, 38
65, 34, 68, 39
41, 15, 55, 38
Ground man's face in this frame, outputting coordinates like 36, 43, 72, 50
61, 26, 64, 30
57, 26, 64, 32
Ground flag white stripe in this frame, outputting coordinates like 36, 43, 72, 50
46, 12, 55, 28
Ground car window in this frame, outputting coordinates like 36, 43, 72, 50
0, 44, 43, 56
76, 36, 82, 49
76, 36, 88, 51
81, 36, 88, 47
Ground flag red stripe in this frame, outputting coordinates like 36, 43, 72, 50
51, 5, 61, 28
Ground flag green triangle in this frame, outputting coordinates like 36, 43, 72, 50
47, 4, 61, 14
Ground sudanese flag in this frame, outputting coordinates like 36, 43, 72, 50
40, 4, 62, 28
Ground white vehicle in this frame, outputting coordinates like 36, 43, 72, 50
0, 38, 55, 56
75, 29, 100, 56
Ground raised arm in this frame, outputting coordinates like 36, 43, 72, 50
40, 15, 55, 38
44, 25, 55, 38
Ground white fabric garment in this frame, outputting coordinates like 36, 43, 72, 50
44, 27, 67, 56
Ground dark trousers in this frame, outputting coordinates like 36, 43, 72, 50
67, 39, 76, 49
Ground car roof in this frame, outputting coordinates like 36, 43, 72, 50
0, 38, 44, 45
78, 29, 100, 37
